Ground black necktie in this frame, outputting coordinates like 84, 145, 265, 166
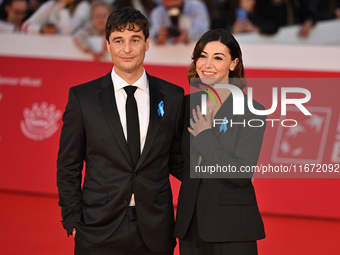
124, 86, 140, 168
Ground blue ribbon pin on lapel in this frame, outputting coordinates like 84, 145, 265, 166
220, 117, 228, 133
158, 101, 164, 117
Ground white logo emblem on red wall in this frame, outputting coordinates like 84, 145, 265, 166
272, 106, 332, 164
20, 102, 62, 140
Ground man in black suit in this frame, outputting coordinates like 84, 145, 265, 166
57, 7, 184, 255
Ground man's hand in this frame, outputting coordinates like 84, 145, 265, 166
336, 8, 340, 19
155, 26, 168, 45
173, 28, 188, 44
298, 19, 313, 38
72, 228, 76, 238
41, 24, 58, 34
232, 19, 259, 34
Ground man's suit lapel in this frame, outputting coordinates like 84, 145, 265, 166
136, 75, 164, 170
97, 73, 133, 167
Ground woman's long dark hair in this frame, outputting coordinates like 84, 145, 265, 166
188, 28, 246, 89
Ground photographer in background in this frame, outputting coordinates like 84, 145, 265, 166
113, 0, 155, 20
22, 0, 90, 35
73, 1, 112, 61
149, 0, 210, 45
0, 0, 28, 32
214, 0, 278, 35
256, 0, 319, 38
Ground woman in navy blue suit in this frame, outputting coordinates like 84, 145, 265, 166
174, 29, 266, 255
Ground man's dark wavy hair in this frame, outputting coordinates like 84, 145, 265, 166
105, 7, 149, 42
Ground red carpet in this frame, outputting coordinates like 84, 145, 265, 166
1, 191, 340, 255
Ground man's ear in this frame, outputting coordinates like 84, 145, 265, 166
5, 5, 10, 13
145, 38, 150, 52
106, 40, 111, 53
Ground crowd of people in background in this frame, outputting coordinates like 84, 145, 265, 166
1, 0, 340, 58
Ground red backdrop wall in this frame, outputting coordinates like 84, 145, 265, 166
1, 55, 340, 219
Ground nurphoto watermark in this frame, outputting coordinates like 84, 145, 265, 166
189, 78, 340, 179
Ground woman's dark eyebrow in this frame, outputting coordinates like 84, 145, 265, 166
201, 51, 225, 56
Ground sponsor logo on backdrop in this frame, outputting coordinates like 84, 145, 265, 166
20, 102, 62, 140
331, 114, 340, 163
272, 107, 332, 164
0, 75, 42, 87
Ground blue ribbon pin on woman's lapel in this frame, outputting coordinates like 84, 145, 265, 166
220, 117, 228, 133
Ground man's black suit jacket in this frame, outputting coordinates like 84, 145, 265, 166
174, 92, 266, 242
57, 72, 184, 253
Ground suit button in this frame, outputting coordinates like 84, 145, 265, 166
123, 200, 128, 205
